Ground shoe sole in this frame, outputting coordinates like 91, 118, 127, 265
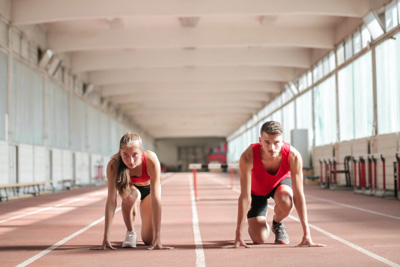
122, 243, 137, 248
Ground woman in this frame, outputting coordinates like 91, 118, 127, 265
101, 132, 171, 250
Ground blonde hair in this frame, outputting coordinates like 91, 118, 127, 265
115, 132, 143, 197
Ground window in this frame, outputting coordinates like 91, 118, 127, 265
375, 35, 400, 133
0, 21, 7, 48
353, 30, 361, 54
344, 37, 353, 60
47, 81, 69, 148
386, 0, 398, 32
296, 90, 313, 146
361, 25, 372, 48
313, 76, 337, 145
0, 52, 7, 140
282, 101, 295, 142
13, 59, 44, 145
337, 43, 345, 65
363, 11, 385, 40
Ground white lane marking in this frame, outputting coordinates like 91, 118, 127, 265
282, 211, 400, 267
16, 207, 122, 267
0, 189, 109, 224
189, 174, 206, 267
215, 175, 400, 266
0, 198, 83, 224
306, 195, 400, 220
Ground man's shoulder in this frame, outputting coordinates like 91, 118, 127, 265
240, 144, 254, 164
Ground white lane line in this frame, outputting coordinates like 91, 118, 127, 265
216, 175, 399, 267
189, 174, 206, 267
0, 198, 83, 224
281, 211, 400, 267
15, 207, 121, 267
15, 173, 178, 266
306, 195, 400, 220
0, 189, 108, 224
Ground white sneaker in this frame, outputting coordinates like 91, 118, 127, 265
122, 231, 137, 248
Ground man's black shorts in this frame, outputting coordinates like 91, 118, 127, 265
247, 177, 292, 219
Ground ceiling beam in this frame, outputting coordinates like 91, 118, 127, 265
48, 26, 335, 53
89, 66, 298, 85
71, 47, 311, 72
12, 0, 378, 25
100, 81, 282, 96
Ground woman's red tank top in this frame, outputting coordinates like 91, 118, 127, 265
251, 142, 291, 196
130, 153, 151, 183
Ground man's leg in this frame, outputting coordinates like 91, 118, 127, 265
273, 185, 293, 222
248, 216, 270, 244
247, 194, 270, 244
272, 185, 293, 244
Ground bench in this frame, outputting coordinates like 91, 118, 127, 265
58, 179, 79, 190
0, 180, 54, 202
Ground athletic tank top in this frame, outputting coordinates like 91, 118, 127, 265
251, 142, 291, 196
130, 153, 151, 183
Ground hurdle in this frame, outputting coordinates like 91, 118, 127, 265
189, 162, 239, 201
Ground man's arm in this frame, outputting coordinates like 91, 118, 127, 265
233, 145, 253, 248
290, 147, 326, 247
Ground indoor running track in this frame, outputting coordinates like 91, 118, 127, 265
1, 172, 400, 267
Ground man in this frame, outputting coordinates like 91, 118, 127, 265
233, 121, 325, 247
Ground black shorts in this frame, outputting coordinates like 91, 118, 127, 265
247, 177, 292, 219
132, 184, 151, 200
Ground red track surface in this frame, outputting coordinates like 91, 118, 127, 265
1, 172, 400, 267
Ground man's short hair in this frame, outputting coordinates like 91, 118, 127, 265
260, 121, 284, 136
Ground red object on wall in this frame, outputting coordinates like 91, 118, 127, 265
207, 153, 226, 164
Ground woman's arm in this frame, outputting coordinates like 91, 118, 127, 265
146, 151, 173, 250
101, 158, 118, 250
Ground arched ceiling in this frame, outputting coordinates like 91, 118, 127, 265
11, 0, 389, 138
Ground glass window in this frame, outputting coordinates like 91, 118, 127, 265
329, 51, 336, 72
307, 71, 312, 87
353, 30, 361, 54
344, 37, 353, 60
337, 43, 345, 65
296, 90, 313, 146
361, 25, 372, 48
101, 113, 111, 155
338, 64, 354, 141
87, 105, 101, 153
13, 60, 44, 145
386, 0, 398, 32
323, 56, 329, 76
363, 11, 385, 40
313, 76, 337, 145
70, 95, 86, 151
375, 35, 400, 133
47, 81, 69, 148
12, 31, 20, 54
353, 51, 374, 138
282, 101, 295, 142
0, 51, 7, 140
0, 21, 7, 48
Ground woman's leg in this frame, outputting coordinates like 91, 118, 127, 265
121, 186, 141, 231
140, 195, 153, 245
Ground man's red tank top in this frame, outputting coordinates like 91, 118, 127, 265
251, 142, 291, 196
130, 153, 151, 183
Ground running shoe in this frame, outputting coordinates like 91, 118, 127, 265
272, 221, 290, 244
122, 231, 137, 248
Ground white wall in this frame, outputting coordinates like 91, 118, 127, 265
0, 140, 8, 184
33, 145, 47, 182
18, 144, 33, 183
